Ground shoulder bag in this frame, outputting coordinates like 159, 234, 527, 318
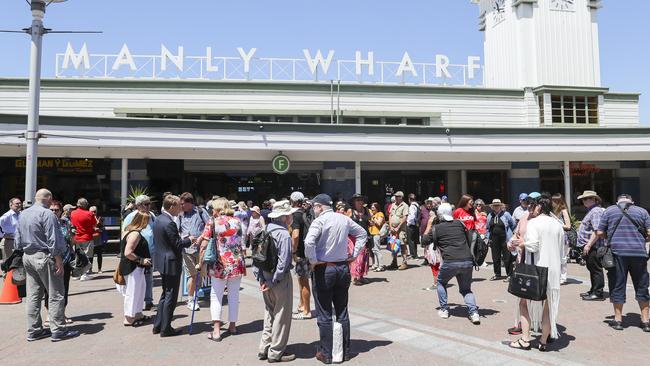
508, 251, 548, 301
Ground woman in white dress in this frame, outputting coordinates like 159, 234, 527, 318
508, 195, 564, 351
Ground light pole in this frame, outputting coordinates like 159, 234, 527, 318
23, 0, 67, 204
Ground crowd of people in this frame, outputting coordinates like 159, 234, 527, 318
2, 185, 649, 361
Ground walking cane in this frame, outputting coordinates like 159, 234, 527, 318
188, 271, 201, 335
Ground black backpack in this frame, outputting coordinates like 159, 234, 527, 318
466, 228, 489, 269
251, 228, 282, 273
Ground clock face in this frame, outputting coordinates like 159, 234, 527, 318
551, 0, 575, 11
492, 0, 506, 25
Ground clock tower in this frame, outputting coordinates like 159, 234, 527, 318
474, 0, 603, 88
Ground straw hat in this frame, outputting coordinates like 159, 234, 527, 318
489, 199, 505, 208
577, 190, 601, 202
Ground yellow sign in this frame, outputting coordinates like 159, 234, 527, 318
15, 158, 95, 173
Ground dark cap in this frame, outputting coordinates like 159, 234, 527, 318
311, 193, 333, 206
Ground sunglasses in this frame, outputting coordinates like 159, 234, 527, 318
50, 208, 61, 212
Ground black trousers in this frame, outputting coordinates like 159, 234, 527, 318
153, 274, 181, 335
312, 263, 351, 360
407, 225, 420, 259
94, 245, 104, 271
490, 233, 514, 277
586, 247, 605, 297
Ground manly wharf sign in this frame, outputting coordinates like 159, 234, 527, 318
56, 43, 483, 87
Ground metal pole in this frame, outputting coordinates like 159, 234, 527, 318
336, 80, 340, 124
24, 1, 46, 204
330, 80, 334, 124
355, 161, 361, 194
121, 158, 128, 210
564, 160, 572, 212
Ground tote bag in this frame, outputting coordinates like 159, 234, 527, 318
508, 252, 548, 301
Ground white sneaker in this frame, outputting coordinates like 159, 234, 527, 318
186, 299, 200, 311
469, 312, 480, 325
80, 274, 92, 281
438, 309, 449, 319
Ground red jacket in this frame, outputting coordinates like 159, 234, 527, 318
70, 208, 96, 242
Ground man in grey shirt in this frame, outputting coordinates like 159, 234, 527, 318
15, 188, 79, 342
254, 200, 297, 363
304, 194, 367, 364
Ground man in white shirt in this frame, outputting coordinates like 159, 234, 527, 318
0, 197, 22, 262
406, 193, 421, 260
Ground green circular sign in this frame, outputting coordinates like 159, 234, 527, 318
272, 154, 290, 175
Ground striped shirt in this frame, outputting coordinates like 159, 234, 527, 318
577, 205, 605, 248
597, 203, 650, 257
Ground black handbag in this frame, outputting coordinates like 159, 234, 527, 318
597, 246, 615, 269
508, 252, 548, 301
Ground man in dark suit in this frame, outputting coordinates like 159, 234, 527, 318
152, 194, 195, 337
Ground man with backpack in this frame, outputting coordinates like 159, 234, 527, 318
254, 200, 297, 363
304, 194, 368, 364
406, 193, 421, 260
178, 192, 210, 311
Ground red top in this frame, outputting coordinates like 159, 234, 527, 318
474, 212, 487, 235
70, 208, 97, 242
453, 207, 475, 231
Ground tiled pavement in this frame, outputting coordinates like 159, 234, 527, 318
1, 253, 648, 365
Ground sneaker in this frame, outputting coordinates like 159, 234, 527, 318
438, 309, 449, 319
27, 329, 51, 342
186, 299, 200, 311
80, 274, 92, 281
423, 284, 438, 291
469, 312, 481, 325
268, 352, 297, 363
51, 329, 80, 342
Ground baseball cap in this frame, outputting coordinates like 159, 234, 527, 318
394, 191, 404, 197
518, 193, 528, 201
528, 192, 541, 199
437, 203, 454, 221
290, 191, 305, 202
311, 193, 333, 206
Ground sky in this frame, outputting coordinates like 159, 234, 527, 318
0, 0, 648, 124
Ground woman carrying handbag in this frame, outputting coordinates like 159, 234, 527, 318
507, 195, 565, 352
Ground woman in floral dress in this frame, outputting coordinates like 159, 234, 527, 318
199, 197, 246, 342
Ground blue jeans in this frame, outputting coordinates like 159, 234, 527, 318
311, 262, 351, 360
144, 268, 153, 304
437, 260, 478, 315
606, 255, 650, 304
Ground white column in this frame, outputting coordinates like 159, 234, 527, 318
563, 160, 571, 212
460, 170, 468, 195
355, 161, 361, 194
121, 158, 128, 209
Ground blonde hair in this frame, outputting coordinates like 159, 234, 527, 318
238, 201, 248, 211
124, 211, 151, 237
212, 197, 234, 216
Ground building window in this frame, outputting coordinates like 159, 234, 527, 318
550, 95, 598, 125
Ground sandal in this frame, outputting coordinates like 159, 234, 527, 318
538, 342, 548, 352
292, 312, 313, 320
508, 338, 531, 350
207, 332, 222, 342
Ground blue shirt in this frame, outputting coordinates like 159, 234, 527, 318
122, 210, 156, 255
0, 209, 19, 236
15, 202, 66, 257
253, 222, 293, 288
304, 209, 368, 264
179, 207, 209, 254
598, 203, 650, 257
577, 205, 604, 248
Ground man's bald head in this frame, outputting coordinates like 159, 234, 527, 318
35, 189, 53, 206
